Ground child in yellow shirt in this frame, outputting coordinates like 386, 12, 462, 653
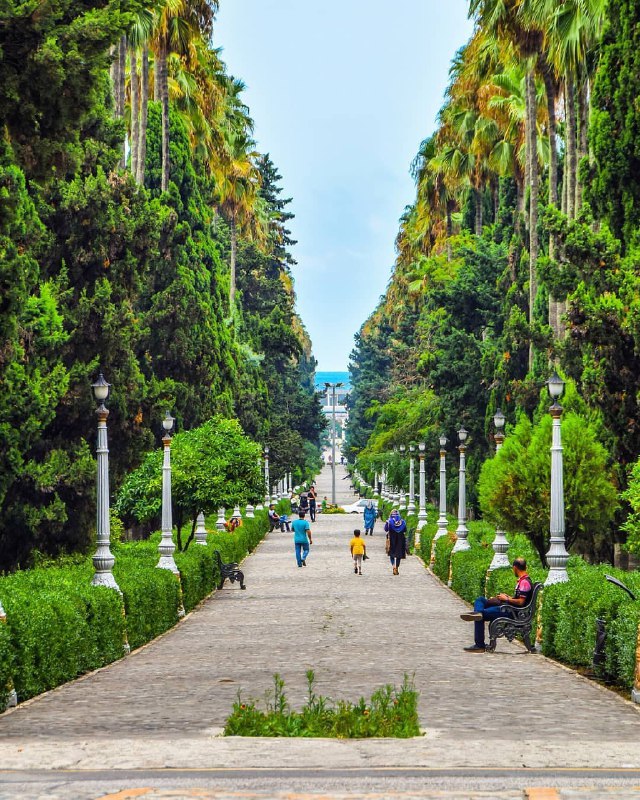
350, 529, 366, 575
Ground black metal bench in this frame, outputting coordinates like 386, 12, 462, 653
214, 550, 246, 590
487, 582, 542, 653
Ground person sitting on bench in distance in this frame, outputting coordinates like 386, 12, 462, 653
460, 557, 533, 652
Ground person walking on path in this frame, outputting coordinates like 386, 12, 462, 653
299, 491, 309, 516
308, 484, 318, 522
385, 510, 407, 575
363, 500, 376, 535
350, 529, 366, 575
292, 510, 312, 568
460, 557, 533, 652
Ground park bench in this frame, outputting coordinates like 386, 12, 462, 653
486, 582, 543, 653
214, 550, 246, 591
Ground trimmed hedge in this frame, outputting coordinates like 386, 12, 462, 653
0, 563, 125, 700
422, 517, 640, 694
0, 509, 270, 707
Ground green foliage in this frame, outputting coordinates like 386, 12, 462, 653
478, 409, 618, 564
115, 417, 262, 546
224, 671, 420, 738
0, 564, 125, 700
0, 621, 16, 708
621, 458, 640, 558
588, 0, 640, 249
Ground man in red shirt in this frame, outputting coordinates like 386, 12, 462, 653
460, 557, 533, 652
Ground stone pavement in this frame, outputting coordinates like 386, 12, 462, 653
1, 465, 640, 798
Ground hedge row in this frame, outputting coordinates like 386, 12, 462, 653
0, 510, 269, 706
417, 514, 640, 693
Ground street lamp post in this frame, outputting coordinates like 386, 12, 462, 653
452, 427, 470, 553
408, 445, 416, 515
264, 446, 270, 506
417, 442, 427, 533
489, 409, 509, 571
435, 435, 448, 541
91, 373, 120, 593
157, 412, 180, 576
398, 445, 407, 511
325, 381, 343, 505
545, 373, 569, 585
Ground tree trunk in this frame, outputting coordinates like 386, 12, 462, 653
492, 178, 499, 222
137, 45, 149, 186
474, 185, 483, 236
576, 75, 589, 215
446, 202, 453, 261
130, 48, 139, 179
566, 76, 577, 220
527, 68, 539, 371
158, 37, 170, 193
118, 35, 126, 169
229, 216, 237, 308
541, 56, 559, 338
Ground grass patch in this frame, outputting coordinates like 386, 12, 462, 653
224, 670, 421, 738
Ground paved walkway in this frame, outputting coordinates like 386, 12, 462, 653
1, 466, 640, 798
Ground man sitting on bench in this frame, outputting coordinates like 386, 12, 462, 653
460, 557, 533, 652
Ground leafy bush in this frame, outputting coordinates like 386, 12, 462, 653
0, 564, 125, 701
433, 533, 455, 583
478, 413, 618, 565
224, 671, 420, 738
115, 417, 263, 547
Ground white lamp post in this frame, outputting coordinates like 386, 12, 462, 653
489, 409, 509, 571
452, 426, 470, 552
408, 445, 416, 515
398, 445, 407, 511
264, 446, 270, 506
157, 412, 180, 577
0, 601, 17, 707
435, 435, 448, 541
417, 442, 427, 532
325, 381, 343, 504
91, 373, 120, 592
545, 373, 569, 585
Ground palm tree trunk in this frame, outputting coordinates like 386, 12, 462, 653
541, 57, 559, 338
130, 48, 139, 179
158, 36, 170, 193
118, 35, 126, 169
229, 216, 237, 308
576, 75, 589, 215
566, 76, 577, 220
527, 68, 538, 371
474, 186, 483, 236
136, 45, 149, 186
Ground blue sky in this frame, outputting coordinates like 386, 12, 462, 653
214, 1, 474, 371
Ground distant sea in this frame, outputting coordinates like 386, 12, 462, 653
315, 370, 351, 391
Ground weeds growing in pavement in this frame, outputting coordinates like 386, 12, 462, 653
223, 670, 421, 738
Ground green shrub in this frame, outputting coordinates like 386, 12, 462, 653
225, 671, 420, 738
0, 564, 125, 701
433, 533, 455, 583
0, 619, 15, 708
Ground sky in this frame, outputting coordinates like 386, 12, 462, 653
214, 1, 474, 371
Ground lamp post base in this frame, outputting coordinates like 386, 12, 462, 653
92, 571, 121, 593
632, 687, 640, 705
544, 566, 569, 586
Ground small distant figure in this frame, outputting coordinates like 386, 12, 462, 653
363, 500, 376, 536
321, 496, 328, 513
350, 529, 366, 575
268, 505, 280, 532
279, 512, 291, 532
308, 484, 318, 522
292, 510, 312, 568
299, 491, 309, 515
385, 510, 407, 576
340, 456, 345, 465
225, 515, 242, 533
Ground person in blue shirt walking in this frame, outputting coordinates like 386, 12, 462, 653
363, 500, 377, 535
292, 510, 313, 567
